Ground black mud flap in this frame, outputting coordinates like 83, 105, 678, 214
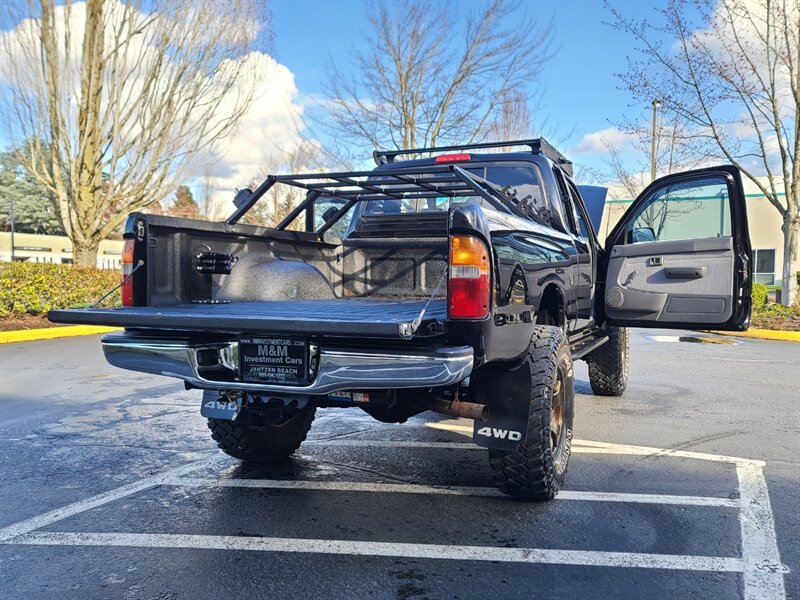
201, 390, 242, 420
472, 363, 531, 451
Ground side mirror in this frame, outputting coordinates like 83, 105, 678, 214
628, 226, 656, 243
321, 206, 340, 222
233, 188, 253, 208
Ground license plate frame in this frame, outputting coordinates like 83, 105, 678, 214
238, 337, 308, 385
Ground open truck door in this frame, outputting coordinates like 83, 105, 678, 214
603, 165, 752, 330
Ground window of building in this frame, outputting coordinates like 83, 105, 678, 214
753, 249, 775, 285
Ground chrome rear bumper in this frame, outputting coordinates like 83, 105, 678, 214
101, 335, 473, 394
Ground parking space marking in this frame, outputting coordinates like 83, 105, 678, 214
306, 439, 480, 450
170, 476, 741, 508
0, 456, 219, 544
571, 440, 766, 467
307, 437, 766, 467
0, 438, 787, 599
304, 437, 788, 599
737, 462, 788, 600
9, 531, 746, 573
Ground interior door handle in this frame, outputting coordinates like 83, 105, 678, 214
664, 267, 708, 279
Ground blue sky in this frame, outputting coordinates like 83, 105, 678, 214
0, 0, 676, 193
269, 0, 665, 172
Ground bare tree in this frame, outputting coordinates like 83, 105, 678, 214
486, 89, 535, 146
195, 161, 231, 222
0, 0, 268, 265
325, 0, 553, 158
593, 139, 700, 240
620, 111, 716, 182
603, 145, 647, 202
604, 112, 714, 201
243, 141, 330, 229
609, 0, 799, 305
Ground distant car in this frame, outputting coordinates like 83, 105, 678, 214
51, 138, 753, 500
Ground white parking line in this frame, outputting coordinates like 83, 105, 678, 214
170, 476, 741, 508
0, 456, 219, 544
0, 438, 787, 600
306, 437, 766, 467
571, 440, 766, 467
737, 462, 788, 599
304, 437, 786, 599
306, 439, 480, 450
10, 531, 746, 573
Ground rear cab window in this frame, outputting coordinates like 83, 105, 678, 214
361, 161, 548, 224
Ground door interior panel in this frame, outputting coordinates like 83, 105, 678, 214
603, 166, 751, 330
605, 237, 734, 324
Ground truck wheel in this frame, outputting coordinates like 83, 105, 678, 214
488, 326, 574, 501
207, 406, 316, 463
586, 326, 629, 396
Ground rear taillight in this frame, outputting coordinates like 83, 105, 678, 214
435, 153, 471, 163
121, 239, 135, 306
448, 235, 490, 319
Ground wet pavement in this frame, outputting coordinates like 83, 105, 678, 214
0, 329, 797, 599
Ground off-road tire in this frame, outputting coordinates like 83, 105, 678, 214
488, 326, 575, 501
207, 406, 316, 463
586, 326, 629, 396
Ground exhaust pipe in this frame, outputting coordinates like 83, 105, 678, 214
427, 398, 488, 422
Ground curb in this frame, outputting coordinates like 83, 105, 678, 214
708, 328, 800, 342
0, 325, 121, 345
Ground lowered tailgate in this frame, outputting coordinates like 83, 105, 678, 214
48, 298, 447, 338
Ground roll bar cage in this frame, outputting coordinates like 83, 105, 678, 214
226, 163, 536, 237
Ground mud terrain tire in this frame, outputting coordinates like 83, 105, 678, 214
488, 326, 575, 500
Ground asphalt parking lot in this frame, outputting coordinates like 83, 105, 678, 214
0, 329, 797, 599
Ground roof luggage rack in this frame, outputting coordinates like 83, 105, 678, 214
372, 138, 573, 176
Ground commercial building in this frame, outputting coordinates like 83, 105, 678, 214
0, 232, 123, 269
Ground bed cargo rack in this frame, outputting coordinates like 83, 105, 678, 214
226, 163, 533, 231
372, 138, 573, 176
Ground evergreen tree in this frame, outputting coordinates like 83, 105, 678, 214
0, 147, 64, 235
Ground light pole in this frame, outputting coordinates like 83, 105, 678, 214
651, 98, 661, 182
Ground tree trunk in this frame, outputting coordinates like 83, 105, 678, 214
782, 215, 799, 306
73, 238, 99, 267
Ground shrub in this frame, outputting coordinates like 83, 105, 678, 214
751, 301, 800, 331
0, 262, 120, 317
751, 282, 768, 308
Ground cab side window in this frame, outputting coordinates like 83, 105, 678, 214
625, 176, 732, 244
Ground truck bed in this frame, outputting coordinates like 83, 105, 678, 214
48, 298, 447, 338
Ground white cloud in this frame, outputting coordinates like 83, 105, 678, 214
0, 1, 310, 219
570, 127, 638, 156
199, 54, 308, 190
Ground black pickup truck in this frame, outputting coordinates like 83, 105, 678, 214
50, 139, 752, 500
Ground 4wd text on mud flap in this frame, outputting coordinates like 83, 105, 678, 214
477, 427, 523, 441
